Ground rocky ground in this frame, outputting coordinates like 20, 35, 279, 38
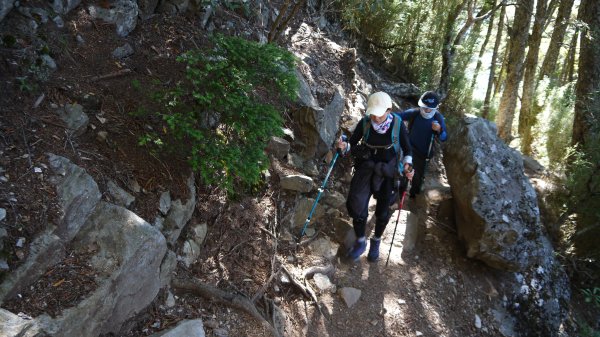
0, 1, 598, 337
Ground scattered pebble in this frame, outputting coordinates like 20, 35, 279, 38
475, 314, 482, 329
16, 237, 25, 247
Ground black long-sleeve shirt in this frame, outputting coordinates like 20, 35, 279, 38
349, 116, 413, 164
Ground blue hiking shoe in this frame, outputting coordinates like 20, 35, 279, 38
367, 238, 381, 262
347, 239, 367, 261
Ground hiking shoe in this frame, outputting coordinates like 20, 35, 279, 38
367, 238, 381, 262
347, 240, 367, 261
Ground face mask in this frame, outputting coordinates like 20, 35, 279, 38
420, 107, 436, 119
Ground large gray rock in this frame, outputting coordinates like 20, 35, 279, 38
0, 230, 64, 303
266, 136, 290, 159
380, 82, 421, 98
288, 197, 324, 230
0, 154, 101, 302
149, 319, 205, 337
88, 0, 138, 37
280, 174, 314, 193
0, 308, 43, 337
57, 103, 89, 136
107, 180, 135, 207
163, 174, 196, 245
52, 0, 81, 14
48, 154, 101, 240
443, 116, 542, 271
157, 0, 189, 15
0, 0, 14, 22
49, 201, 167, 336
293, 86, 344, 159
443, 116, 570, 336
137, 0, 159, 19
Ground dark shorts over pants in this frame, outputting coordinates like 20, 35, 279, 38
346, 160, 395, 239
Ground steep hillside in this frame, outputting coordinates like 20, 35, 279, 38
0, 1, 596, 337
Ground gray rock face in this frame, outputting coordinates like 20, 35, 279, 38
0, 154, 101, 302
443, 116, 570, 336
52, 0, 82, 14
88, 0, 138, 37
443, 116, 542, 271
1, 154, 171, 337
379, 82, 421, 98
293, 86, 344, 159
280, 174, 314, 193
148, 319, 205, 337
48, 154, 101, 240
56, 201, 167, 336
266, 136, 290, 159
112, 43, 134, 59
57, 103, 89, 136
163, 175, 196, 245
0, 308, 43, 337
107, 180, 135, 207
137, 0, 159, 19
157, 0, 188, 15
0, 0, 15, 22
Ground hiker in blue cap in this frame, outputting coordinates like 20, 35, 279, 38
337, 92, 414, 262
398, 91, 448, 198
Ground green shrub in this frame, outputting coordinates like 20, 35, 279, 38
338, 0, 403, 45
581, 287, 600, 308
578, 318, 600, 337
545, 82, 576, 170
148, 34, 298, 194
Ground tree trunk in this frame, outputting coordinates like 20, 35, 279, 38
268, 0, 306, 43
495, 0, 534, 142
493, 39, 510, 98
470, 0, 497, 93
439, 0, 494, 101
572, 0, 600, 148
561, 27, 579, 84
439, 0, 468, 100
538, 0, 575, 82
482, 3, 505, 119
572, 0, 600, 261
518, 0, 553, 155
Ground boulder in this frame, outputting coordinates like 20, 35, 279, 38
443, 116, 570, 336
443, 116, 542, 271
293, 86, 344, 159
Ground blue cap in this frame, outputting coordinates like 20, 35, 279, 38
418, 91, 440, 109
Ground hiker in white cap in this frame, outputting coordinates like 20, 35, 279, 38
336, 92, 413, 262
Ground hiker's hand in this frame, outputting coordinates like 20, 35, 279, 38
432, 121, 441, 132
336, 136, 347, 152
404, 164, 414, 180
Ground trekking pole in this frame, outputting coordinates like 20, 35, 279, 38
419, 133, 436, 194
385, 174, 411, 267
299, 134, 346, 239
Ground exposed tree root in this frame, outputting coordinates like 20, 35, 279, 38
303, 263, 335, 279
280, 264, 324, 317
172, 277, 280, 337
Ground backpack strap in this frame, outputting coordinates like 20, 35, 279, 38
360, 114, 404, 175
391, 113, 404, 175
361, 116, 371, 142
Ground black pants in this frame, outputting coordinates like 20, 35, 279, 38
410, 151, 427, 197
346, 161, 394, 239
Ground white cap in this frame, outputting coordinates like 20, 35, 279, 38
366, 92, 392, 117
